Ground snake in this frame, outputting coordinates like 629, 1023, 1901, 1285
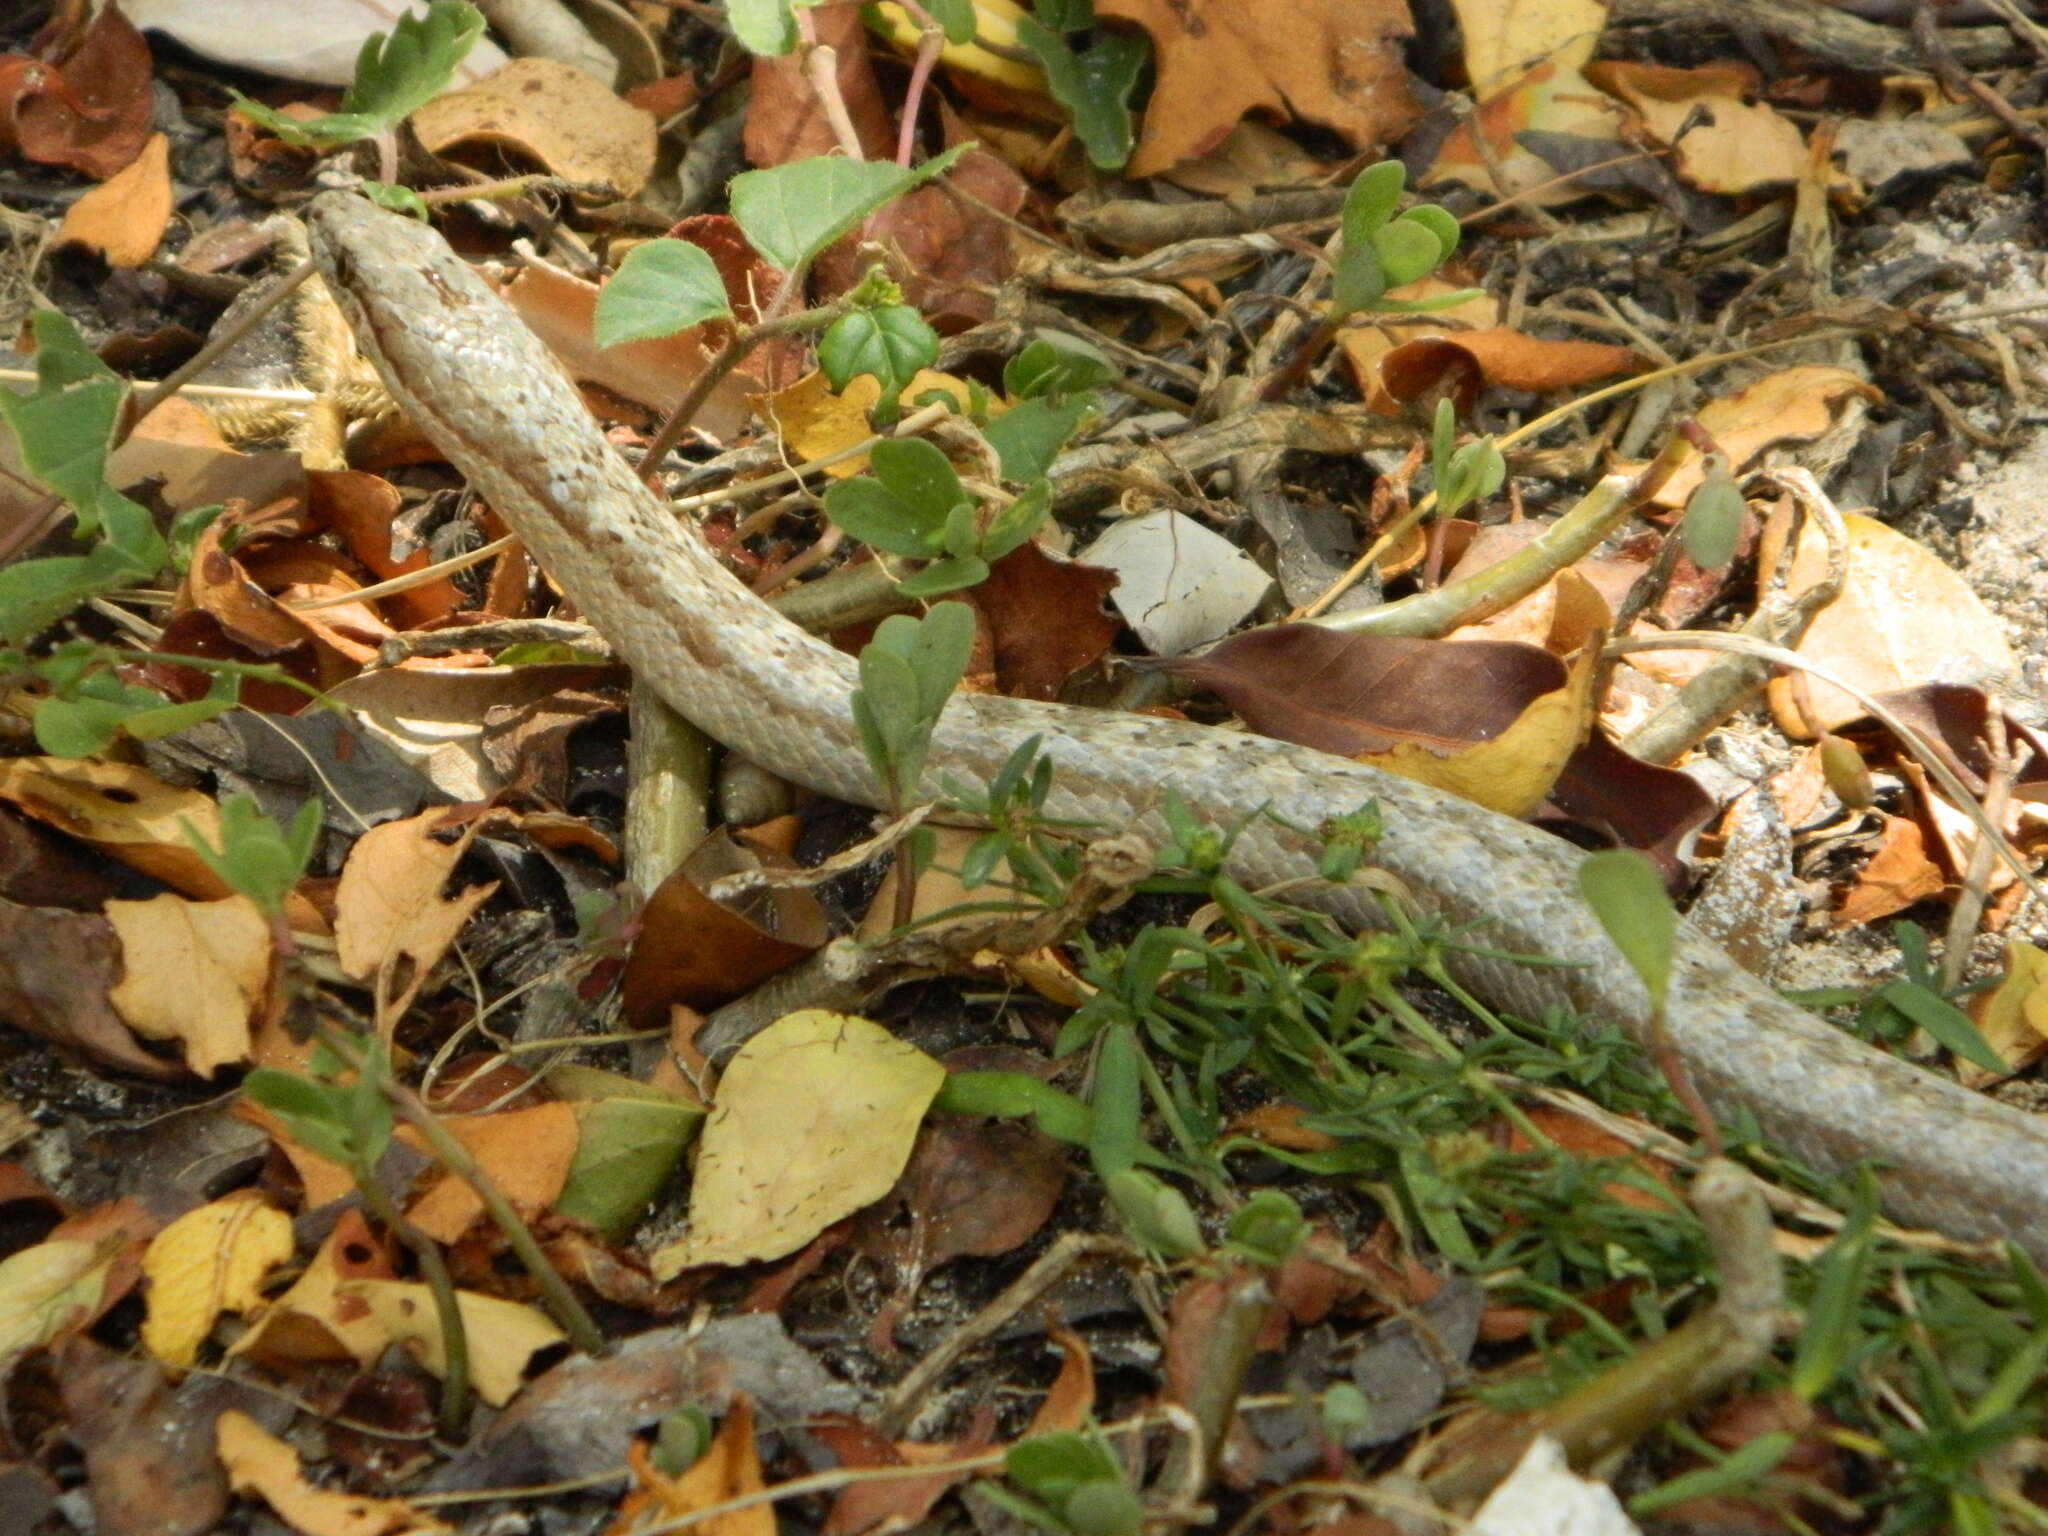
304, 190, 2048, 1264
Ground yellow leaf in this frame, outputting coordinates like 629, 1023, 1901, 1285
141, 1191, 293, 1367
334, 809, 498, 1032
105, 893, 272, 1078
751, 370, 975, 480
1360, 642, 1599, 819
869, 0, 1045, 92
217, 1410, 444, 1536
0, 1239, 112, 1357
233, 1214, 394, 1368
652, 1010, 946, 1276
1762, 511, 2015, 738
343, 1279, 566, 1405
1967, 941, 2048, 1085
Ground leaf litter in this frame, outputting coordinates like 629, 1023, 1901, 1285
4, 0, 2048, 1531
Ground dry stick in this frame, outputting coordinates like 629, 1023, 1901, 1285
1291, 325, 1870, 621
878, 1232, 1139, 1435
1939, 711, 2034, 995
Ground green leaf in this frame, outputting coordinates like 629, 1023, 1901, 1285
594, 238, 734, 348
926, 0, 979, 43
823, 477, 944, 556
1682, 466, 1746, 571
181, 794, 322, 918
1063, 1479, 1142, 1536
1104, 1167, 1203, 1258
358, 180, 431, 218
817, 304, 938, 401
986, 397, 1090, 482
1790, 1169, 1876, 1400
229, 1, 483, 147
981, 480, 1051, 564
728, 146, 967, 274
1629, 1432, 1796, 1517
1015, 17, 1145, 172
1400, 203, 1461, 264
557, 1098, 701, 1239
1879, 979, 2007, 1074
1367, 287, 1489, 314
894, 554, 989, 596
1003, 334, 1115, 401
872, 437, 966, 525
727, 0, 797, 55
1006, 1431, 1119, 1503
1329, 242, 1386, 317
1224, 1189, 1307, 1268
340, 1, 486, 124
1341, 161, 1407, 241
1576, 848, 1676, 1011
1370, 217, 1447, 288
1033, 0, 1094, 31
242, 1069, 357, 1167
1089, 1026, 1142, 1180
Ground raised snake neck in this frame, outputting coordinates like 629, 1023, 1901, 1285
305, 191, 2048, 1264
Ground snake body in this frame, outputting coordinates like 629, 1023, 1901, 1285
306, 192, 2048, 1262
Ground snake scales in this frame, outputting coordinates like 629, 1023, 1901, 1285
305, 191, 2048, 1263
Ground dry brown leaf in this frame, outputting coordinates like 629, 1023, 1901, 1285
1334, 279, 1499, 411
0, 4, 153, 179
333, 809, 499, 1032
54, 130, 170, 267
1165, 626, 1596, 819
345, 1279, 565, 1405
0, 757, 233, 898
216, 1411, 443, 1536
139, 1192, 293, 1368
404, 1102, 580, 1244
104, 893, 272, 1079
1097, 0, 1420, 178
610, 1396, 772, 1536
752, 368, 975, 478
1377, 328, 1643, 406
1832, 813, 1946, 926
411, 57, 656, 197
620, 829, 829, 1027
307, 471, 466, 628
233, 1212, 395, 1369
744, 0, 895, 166
1649, 366, 1881, 508
0, 897, 186, 1080
1761, 511, 2015, 738
963, 542, 1120, 701
1585, 59, 1817, 194
815, 1412, 997, 1536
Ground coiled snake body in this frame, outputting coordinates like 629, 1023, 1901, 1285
306, 192, 2048, 1262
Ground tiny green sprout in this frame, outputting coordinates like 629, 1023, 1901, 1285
849, 600, 976, 814
1576, 848, 1676, 1011
1430, 398, 1507, 520
1330, 161, 1479, 319
652, 1406, 715, 1475
1681, 455, 1746, 570
1317, 801, 1384, 882
1104, 1168, 1205, 1259
1224, 1189, 1308, 1269
1321, 1381, 1372, 1440
181, 794, 323, 922
1062, 1479, 1143, 1536
228, 1, 484, 149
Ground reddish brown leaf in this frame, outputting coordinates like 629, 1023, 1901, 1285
744, 1, 893, 167
53, 1337, 232, 1536
1541, 730, 1716, 885
620, 830, 828, 1026
1378, 328, 1643, 406
965, 542, 1119, 701
1, 4, 153, 180
1097, 0, 1420, 177
1832, 813, 1945, 927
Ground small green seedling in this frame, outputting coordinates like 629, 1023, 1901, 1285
1430, 397, 1506, 520
1680, 455, 1746, 570
817, 270, 940, 425
1330, 161, 1479, 318
229, 1, 483, 150
984, 334, 1113, 482
182, 794, 323, 923
982, 1428, 1143, 1536
825, 437, 1049, 595
850, 599, 976, 813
